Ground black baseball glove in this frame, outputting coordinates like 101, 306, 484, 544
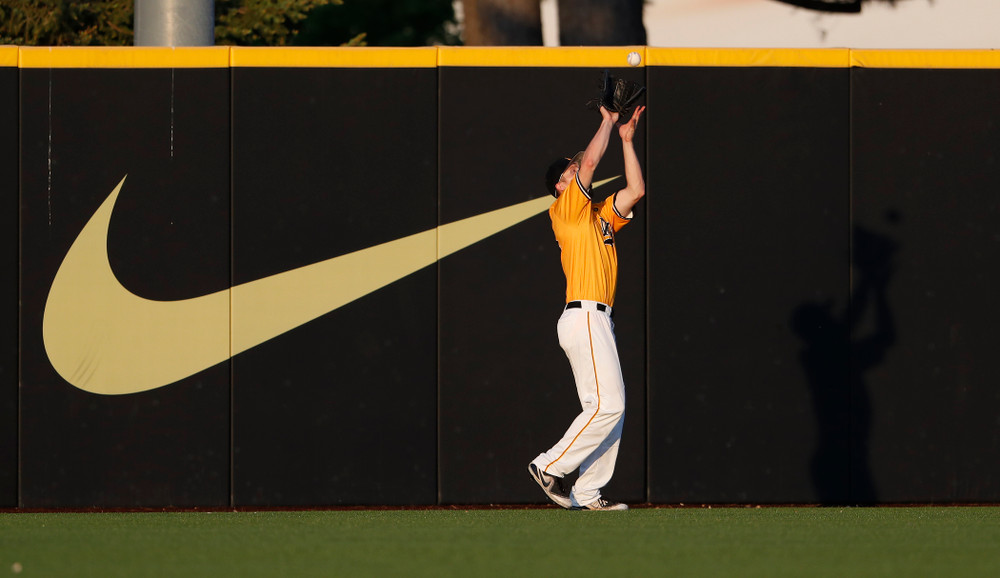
587, 70, 646, 123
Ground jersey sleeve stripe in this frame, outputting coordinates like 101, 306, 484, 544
576, 173, 592, 201
611, 193, 631, 221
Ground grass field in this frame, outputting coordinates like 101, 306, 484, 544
2, 506, 999, 577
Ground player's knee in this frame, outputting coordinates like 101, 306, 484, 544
596, 403, 624, 424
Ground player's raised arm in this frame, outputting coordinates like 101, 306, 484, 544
577, 106, 619, 191
615, 105, 646, 218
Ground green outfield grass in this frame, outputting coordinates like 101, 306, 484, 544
2, 506, 999, 577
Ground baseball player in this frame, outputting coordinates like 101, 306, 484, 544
529, 103, 646, 511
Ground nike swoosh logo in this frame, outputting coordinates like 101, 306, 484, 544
43, 175, 619, 395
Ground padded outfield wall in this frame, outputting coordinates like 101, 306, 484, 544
1, 47, 15, 507
4, 47, 999, 508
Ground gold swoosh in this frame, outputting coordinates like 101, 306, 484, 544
43, 175, 619, 395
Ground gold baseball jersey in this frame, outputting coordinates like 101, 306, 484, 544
550, 173, 631, 306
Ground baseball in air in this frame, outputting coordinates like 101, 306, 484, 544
627, 51, 641, 67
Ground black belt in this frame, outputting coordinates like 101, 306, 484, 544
565, 300, 613, 317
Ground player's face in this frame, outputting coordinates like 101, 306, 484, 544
555, 162, 580, 197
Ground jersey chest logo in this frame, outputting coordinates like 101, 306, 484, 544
598, 215, 615, 246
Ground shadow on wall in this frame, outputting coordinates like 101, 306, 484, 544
792, 211, 900, 504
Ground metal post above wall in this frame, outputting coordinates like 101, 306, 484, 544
134, 0, 215, 46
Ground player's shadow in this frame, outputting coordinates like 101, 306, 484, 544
791, 213, 899, 505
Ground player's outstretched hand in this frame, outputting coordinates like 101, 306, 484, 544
619, 105, 645, 143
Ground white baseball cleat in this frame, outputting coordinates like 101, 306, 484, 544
528, 464, 572, 509
571, 498, 629, 511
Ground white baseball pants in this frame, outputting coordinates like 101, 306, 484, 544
532, 300, 626, 507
